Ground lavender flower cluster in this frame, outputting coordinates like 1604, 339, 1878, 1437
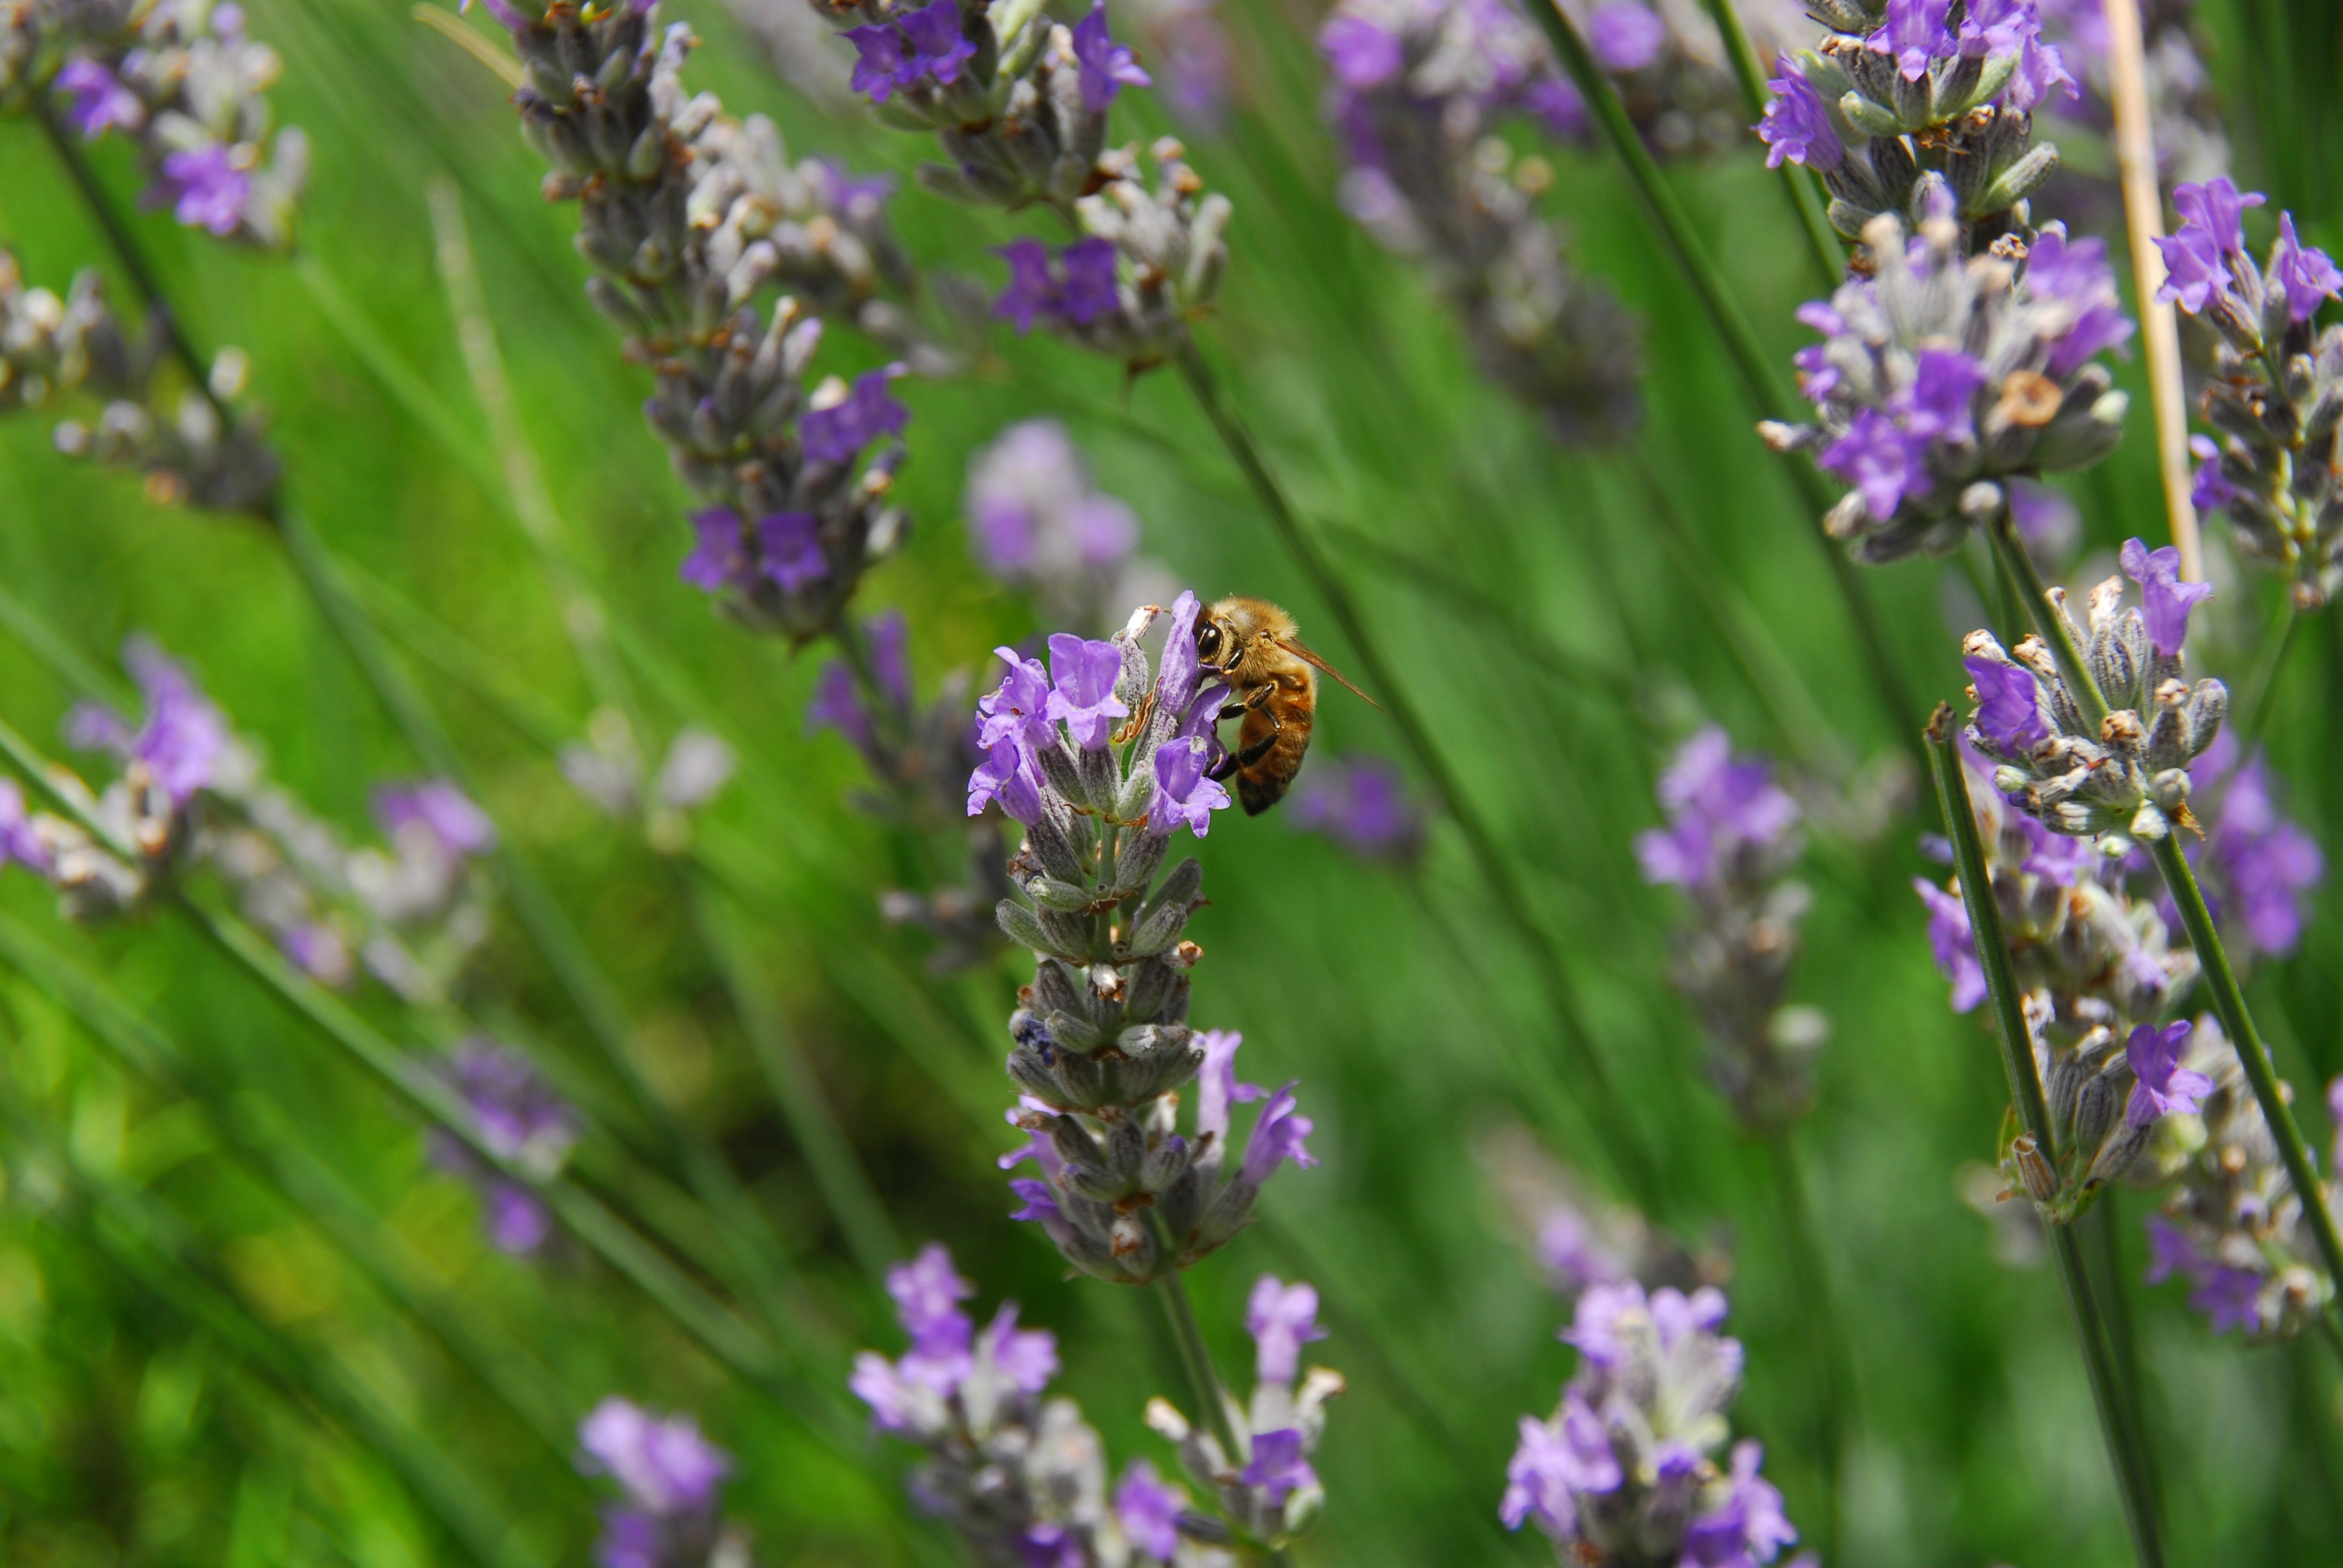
2139, 1021, 2343, 1341
852, 1243, 1263, 1564
1755, 0, 2075, 246
1502, 1280, 1805, 1568
965, 419, 1170, 636
972, 594, 1318, 1282
5, 0, 307, 247
1760, 205, 2132, 562
1638, 727, 1826, 1130
2183, 733, 2324, 968
2155, 178, 2343, 608
426, 1038, 581, 1257
477, 0, 917, 638
1, 641, 498, 1001
577, 1396, 745, 1568
0, 250, 278, 511
818, 0, 1230, 373
1146, 1276, 1344, 1550
1318, 0, 1643, 443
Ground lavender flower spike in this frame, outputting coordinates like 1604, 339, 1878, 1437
988, 594, 1320, 1282
577, 1399, 740, 1567
1149, 1273, 1343, 1550
2155, 179, 2343, 606
1761, 211, 2132, 563
1503, 1281, 1800, 1566
854, 1244, 1194, 1561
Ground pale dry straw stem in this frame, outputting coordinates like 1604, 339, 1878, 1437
2102, 0, 2201, 580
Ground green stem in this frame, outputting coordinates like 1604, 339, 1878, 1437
1760, 1130, 1845, 1567
2085, 1192, 2158, 1500
2148, 835, 2343, 1302
1692, 0, 1843, 287
1173, 336, 1663, 1214
1517, 0, 1915, 740
2235, 600, 2302, 747
1152, 1263, 1296, 1568
1926, 708, 2166, 1567
1985, 514, 2111, 728
684, 869, 903, 1286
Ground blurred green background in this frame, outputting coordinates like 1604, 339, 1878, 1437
2, 0, 2342, 1562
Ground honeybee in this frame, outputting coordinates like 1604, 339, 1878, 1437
1193, 595, 1380, 815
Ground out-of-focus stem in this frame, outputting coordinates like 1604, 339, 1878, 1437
1694, 0, 1842, 287
1761, 1129, 1845, 1567
2148, 836, 2343, 1304
2236, 600, 2302, 745
2099, 0, 2202, 580
1927, 709, 2165, 1567
1173, 336, 1663, 1214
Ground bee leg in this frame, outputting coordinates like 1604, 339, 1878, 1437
1216, 685, 1277, 724
1208, 729, 1283, 782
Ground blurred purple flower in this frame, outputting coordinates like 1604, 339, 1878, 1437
1288, 755, 1422, 861
376, 779, 494, 857
1912, 877, 1987, 1012
1820, 407, 1928, 520
1073, 4, 1151, 110
1240, 1083, 1317, 1186
1114, 1459, 1182, 1560
2270, 213, 2342, 324
577, 1398, 732, 1515
1245, 1275, 1329, 1383
56, 59, 143, 139
66, 639, 227, 807
1868, 0, 1956, 79
154, 146, 249, 235
2123, 1021, 2210, 1126
1587, 2, 1665, 70
1239, 1428, 1315, 1509
801, 369, 909, 465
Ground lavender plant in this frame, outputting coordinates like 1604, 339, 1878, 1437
576, 1397, 746, 1567
1146, 1276, 1345, 1552
426, 1038, 582, 1257
1636, 727, 1823, 1129
852, 1243, 1234, 1564
1317, 0, 1643, 443
1752, 0, 2076, 247
978, 593, 1319, 1284
2137, 1020, 2342, 1342
965, 419, 1169, 636
1758, 206, 2133, 562
4, 0, 308, 246
0, 250, 277, 511
2155, 178, 2343, 608
1501, 1279, 1806, 1567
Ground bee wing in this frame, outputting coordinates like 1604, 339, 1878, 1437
1280, 638, 1383, 710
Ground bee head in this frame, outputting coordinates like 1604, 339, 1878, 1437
1194, 614, 1228, 668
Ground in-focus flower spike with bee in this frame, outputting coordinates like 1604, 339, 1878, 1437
477, 0, 917, 640
2155, 178, 2343, 608
1959, 538, 2227, 851
813, 0, 1233, 374
978, 593, 1320, 1283
1637, 727, 1826, 1131
0, 252, 278, 511
1317, 0, 1643, 444
2136, 1020, 2343, 1342
3, 0, 309, 248
1147, 1275, 1343, 1555
1760, 207, 2133, 561
1755, 0, 2076, 249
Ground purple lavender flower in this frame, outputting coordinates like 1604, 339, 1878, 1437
0, 781, 50, 873
2206, 757, 2324, 956
1963, 655, 2051, 753
2155, 178, 2265, 315
888, 1241, 975, 1351
1044, 633, 1129, 749
680, 509, 753, 593
1239, 1428, 1316, 1509
445, 1038, 574, 1161
1150, 736, 1230, 836
1500, 1397, 1618, 1532
1958, 0, 2074, 110
154, 147, 251, 237
2117, 537, 2214, 656
1634, 727, 1800, 889
975, 647, 1056, 753
801, 370, 909, 466
2270, 214, 2342, 324
1246, 1275, 1329, 1383
845, 16, 912, 97
1818, 407, 1928, 521
1868, 0, 1957, 80
1319, 14, 1401, 87
1058, 238, 1122, 325
55, 60, 144, 139
2145, 1215, 2272, 1335
897, 0, 976, 86
845, 1, 972, 101
1288, 755, 1423, 861
2025, 231, 2135, 377
2124, 1021, 2211, 1126
577, 1399, 730, 1517
1682, 1442, 1798, 1567
1072, 4, 1152, 111
756, 511, 829, 593
992, 240, 1062, 333
1114, 1460, 1182, 1560
1587, 2, 1666, 70
806, 662, 873, 750
1239, 1083, 1317, 1186
1756, 65, 1843, 172
66, 639, 228, 809
2190, 436, 2244, 512
1899, 348, 1987, 442
968, 740, 1046, 824
376, 779, 495, 857
1912, 877, 1987, 1012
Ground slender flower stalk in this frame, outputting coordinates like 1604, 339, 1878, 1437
1924, 707, 2167, 1568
